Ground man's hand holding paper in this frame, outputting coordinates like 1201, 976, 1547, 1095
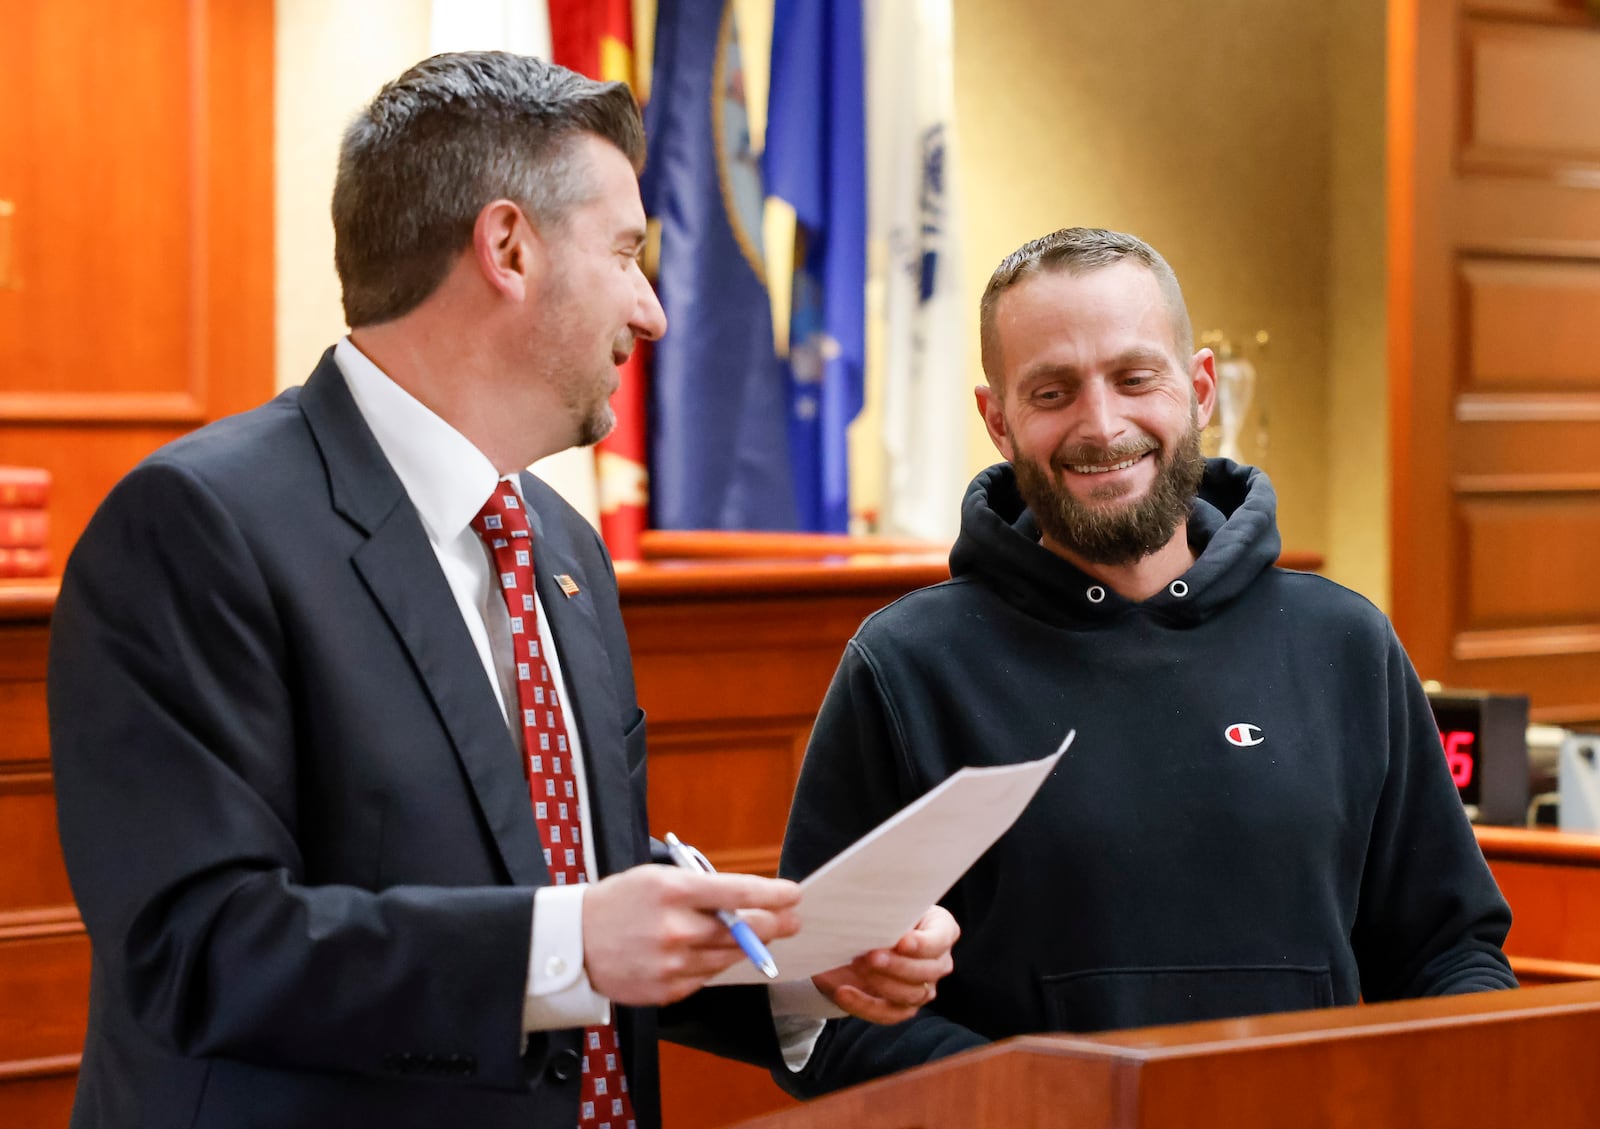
711, 736, 1070, 987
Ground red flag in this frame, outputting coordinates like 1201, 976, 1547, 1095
550, 0, 650, 561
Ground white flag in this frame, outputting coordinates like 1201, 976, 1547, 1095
427, 3, 602, 528
868, 0, 967, 543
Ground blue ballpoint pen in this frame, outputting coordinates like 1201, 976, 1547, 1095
662, 831, 780, 980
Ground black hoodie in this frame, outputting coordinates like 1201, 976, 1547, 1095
778, 459, 1515, 1096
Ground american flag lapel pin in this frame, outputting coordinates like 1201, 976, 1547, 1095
555, 574, 581, 598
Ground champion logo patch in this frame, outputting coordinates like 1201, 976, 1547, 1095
1224, 723, 1265, 747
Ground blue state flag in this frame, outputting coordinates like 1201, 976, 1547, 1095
643, 0, 797, 529
765, 0, 866, 533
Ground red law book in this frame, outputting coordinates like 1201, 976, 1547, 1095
0, 507, 48, 548
0, 466, 51, 509
0, 546, 50, 578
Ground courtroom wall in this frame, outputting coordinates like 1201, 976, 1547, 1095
272, 0, 1389, 604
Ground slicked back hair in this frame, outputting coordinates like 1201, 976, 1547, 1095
978, 227, 1193, 389
333, 51, 645, 328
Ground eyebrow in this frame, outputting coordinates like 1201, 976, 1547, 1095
1017, 347, 1172, 386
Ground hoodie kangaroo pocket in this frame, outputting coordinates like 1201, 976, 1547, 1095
1040, 964, 1335, 1033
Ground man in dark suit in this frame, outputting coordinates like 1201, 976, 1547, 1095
48, 52, 954, 1129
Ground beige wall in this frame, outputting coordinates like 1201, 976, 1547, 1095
952, 0, 1386, 602
272, 0, 1389, 601
1325, 0, 1390, 606
275, 0, 430, 392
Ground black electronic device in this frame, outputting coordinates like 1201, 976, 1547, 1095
1425, 689, 1529, 826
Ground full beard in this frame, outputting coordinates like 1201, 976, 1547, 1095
1013, 421, 1207, 567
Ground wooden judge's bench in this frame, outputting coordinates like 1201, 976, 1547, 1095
4, 539, 1600, 1127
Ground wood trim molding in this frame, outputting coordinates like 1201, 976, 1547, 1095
1509, 955, 1600, 983
616, 558, 951, 600
1456, 392, 1600, 421
0, 580, 58, 620
0, 1054, 81, 1082
0, 762, 53, 789
641, 530, 950, 560
0, 391, 206, 425
1454, 473, 1600, 494
1476, 825, 1600, 865
1528, 702, 1600, 726
1453, 622, 1600, 660
0, 906, 83, 943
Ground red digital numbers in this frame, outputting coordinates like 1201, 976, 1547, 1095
1442, 730, 1476, 788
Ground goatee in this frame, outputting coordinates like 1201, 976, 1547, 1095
576, 400, 616, 448
1014, 421, 1206, 567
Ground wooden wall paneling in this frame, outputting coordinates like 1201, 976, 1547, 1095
1459, 495, 1600, 627
1462, 259, 1600, 388
1478, 827, 1600, 969
0, 765, 73, 912
0, 0, 274, 571
1463, 18, 1600, 177
1, 586, 82, 1129
1389, 0, 1600, 725
621, 561, 946, 1128
0, 1065, 76, 1129
733, 984, 1600, 1129
0, 933, 91, 1065
0, 1, 273, 1121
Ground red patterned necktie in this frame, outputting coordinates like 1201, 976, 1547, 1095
471, 484, 636, 1129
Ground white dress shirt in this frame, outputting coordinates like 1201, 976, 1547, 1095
334, 340, 836, 1063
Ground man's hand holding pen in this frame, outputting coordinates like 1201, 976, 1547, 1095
582, 864, 803, 1006
582, 846, 959, 1026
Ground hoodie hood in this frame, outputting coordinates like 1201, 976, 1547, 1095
948, 458, 1283, 628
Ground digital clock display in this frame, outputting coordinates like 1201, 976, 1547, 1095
1426, 691, 1528, 824
1440, 729, 1478, 805
1430, 701, 1487, 808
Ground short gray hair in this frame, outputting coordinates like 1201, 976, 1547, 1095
978, 227, 1193, 386
333, 51, 646, 327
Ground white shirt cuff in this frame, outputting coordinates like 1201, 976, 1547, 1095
769, 978, 848, 1072
523, 885, 610, 1031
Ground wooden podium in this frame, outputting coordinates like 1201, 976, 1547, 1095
731, 982, 1600, 1129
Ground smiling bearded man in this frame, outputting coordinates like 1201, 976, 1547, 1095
770, 225, 1516, 1100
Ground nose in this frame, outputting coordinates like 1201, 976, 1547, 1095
1072, 379, 1123, 447
632, 270, 667, 342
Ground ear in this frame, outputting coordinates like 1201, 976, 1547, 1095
471, 199, 534, 302
975, 383, 1015, 461
1189, 347, 1218, 429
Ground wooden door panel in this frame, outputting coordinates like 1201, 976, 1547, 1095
1468, 0, 1600, 18
0, 0, 199, 406
645, 724, 806, 870
0, 1, 272, 1123
0, 932, 91, 1064
0, 775, 73, 913
1462, 496, 1600, 627
1465, 20, 1600, 169
1453, 420, 1600, 486
1456, 178, 1600, 250
1463, 259, 1600, 388
1391, 0, 1600, 726
0, 0, 273, 570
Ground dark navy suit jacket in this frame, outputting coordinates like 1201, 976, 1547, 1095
49, 352, 773, 1128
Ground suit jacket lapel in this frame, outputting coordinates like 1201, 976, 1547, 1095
299, 353, 549, 887
521, 486, 635, 880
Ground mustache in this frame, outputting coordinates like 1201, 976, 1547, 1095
1053, 438, 1158, 466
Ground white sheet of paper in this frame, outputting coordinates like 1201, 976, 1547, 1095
709, 732, 1072, 986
